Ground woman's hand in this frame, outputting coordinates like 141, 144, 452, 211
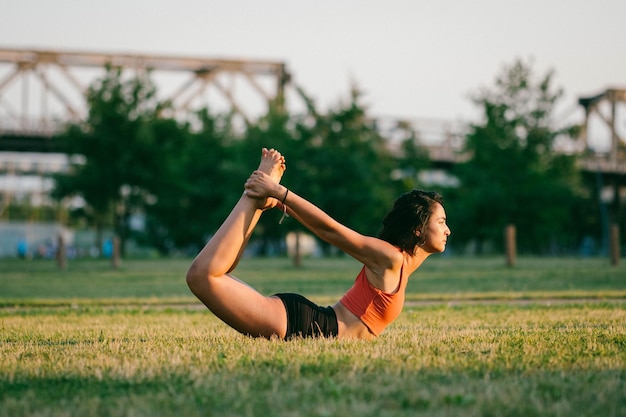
244, 170, 283, 200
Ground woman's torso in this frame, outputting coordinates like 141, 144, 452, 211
333, 256, 409, 339
331, 302, 377, 340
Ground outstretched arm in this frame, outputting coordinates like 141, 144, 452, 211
244, 171, 400, 271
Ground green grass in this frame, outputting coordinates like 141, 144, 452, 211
1, 255, 625, 304
1, 256, 625, 416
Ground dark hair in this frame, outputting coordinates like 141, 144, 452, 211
378, 189, 444, 253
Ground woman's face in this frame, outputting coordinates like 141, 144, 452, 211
421, 202, 451, 253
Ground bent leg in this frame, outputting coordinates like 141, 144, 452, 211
186, 149, 287, 338
189, 269, 287, 338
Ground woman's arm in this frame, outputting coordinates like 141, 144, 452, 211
244, 171, 401, 272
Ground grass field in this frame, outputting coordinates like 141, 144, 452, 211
1, 256, 625, 416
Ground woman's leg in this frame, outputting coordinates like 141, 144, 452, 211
186, 148, 288, 339
227, 152, 285, 273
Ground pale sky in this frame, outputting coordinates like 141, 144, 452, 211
1, 0, 625, 127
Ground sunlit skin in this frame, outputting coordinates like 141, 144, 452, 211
419, 202, 451, 254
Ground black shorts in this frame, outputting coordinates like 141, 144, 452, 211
274, 293, 339, 339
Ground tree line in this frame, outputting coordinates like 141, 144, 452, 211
50, 59, 609, 257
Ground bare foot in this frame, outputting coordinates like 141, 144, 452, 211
250, 148, 286, 209
257, 148, 286, 181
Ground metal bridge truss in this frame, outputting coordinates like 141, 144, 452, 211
578, 88, 626, 174
0, 47, 624, 176
0, 47, 289, 136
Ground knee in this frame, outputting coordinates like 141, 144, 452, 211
185, 263, 206, 293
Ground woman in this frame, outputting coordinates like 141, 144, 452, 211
186, 148, 451, 340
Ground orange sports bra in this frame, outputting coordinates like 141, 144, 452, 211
339, 264, 407, 336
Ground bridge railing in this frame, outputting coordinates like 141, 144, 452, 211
0, 116, 64, 137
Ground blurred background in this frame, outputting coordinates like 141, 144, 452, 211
0, 0, 624, 261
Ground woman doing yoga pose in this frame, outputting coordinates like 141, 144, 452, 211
186, 148, 451, 339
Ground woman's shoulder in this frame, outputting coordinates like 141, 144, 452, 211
362, 246, 405, 292
362, 239, 403, 268
385, 244, 406, 266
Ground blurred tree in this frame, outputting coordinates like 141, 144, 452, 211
51, 67, 434, 258
290, 85, 405, 243
140, 109, 241, 254
52, 67, 174, 256
390, 122, 433, 192
451, 58, 584, 254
